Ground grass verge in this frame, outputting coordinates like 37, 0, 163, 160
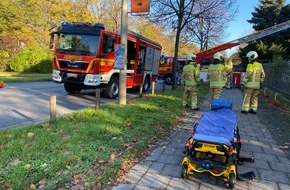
0, 84, 208, 189
0, 72, 51, 83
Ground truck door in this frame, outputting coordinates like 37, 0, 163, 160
137, 45, 146, 75
134, 45, 146, 85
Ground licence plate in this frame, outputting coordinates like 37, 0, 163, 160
67, 73, 78, 78
64, 55, 82, 60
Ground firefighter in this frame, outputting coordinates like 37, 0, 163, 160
225, 59, 233, 89
182, 54, 201, 111
241, 51, 265, 114
207, 52, 227, 105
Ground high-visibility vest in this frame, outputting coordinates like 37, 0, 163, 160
243, 61, 265, 89
182, 61, 200, 86
207, 64, 226, 88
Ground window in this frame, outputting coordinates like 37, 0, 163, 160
56, 34, 99, 56
103, 35, 115, 54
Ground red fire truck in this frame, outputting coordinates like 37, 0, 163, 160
158, 56, 186, 85
49, 22, 162, 98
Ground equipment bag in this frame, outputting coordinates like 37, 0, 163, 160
211, 98, 232, 110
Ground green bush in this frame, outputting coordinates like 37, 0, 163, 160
8, 48, 52, 73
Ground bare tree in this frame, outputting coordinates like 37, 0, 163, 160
87, 0, 122, 31
184, 17, 224, 50
150, 0, 237, 89
184, 0, 237, 51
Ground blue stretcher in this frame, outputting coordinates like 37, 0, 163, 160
193, 108, 238, 146
181, 103, 255, 188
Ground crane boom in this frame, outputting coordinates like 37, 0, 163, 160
196, 20, 290, 64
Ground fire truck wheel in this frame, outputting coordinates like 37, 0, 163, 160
64, 82, 81, 94
163, 74, 173, 85
142, 76, 150, 92
104, 77, 119, 99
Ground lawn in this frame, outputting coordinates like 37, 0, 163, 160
0, 72, 51, 83
0, 83, 208, 189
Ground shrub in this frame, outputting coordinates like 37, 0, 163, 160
8, 48, 52, 73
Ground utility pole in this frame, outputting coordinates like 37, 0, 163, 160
119, 0, 150, 104
119, 0, 128, 105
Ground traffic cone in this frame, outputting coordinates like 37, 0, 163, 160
0, 81, 4, 88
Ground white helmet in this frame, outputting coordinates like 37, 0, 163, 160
187, 54, 196, 61
246, 51, 258, 61
213, 52, 224, 61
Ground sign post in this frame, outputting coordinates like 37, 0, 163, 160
119, 0, 128, 105
119, 0, 150, 105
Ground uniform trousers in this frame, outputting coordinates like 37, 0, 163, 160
242, 88, 260, 112
182, 85, 198, 109
209, 87, 223, 104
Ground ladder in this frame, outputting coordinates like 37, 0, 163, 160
196, 19, 290, 64
234, 20, 290, 44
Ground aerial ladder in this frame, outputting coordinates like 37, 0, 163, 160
196, 19, 290, 64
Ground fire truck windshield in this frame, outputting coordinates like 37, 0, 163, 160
56, 34, 99, 56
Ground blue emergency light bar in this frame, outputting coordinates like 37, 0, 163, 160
93, 23, 105, 30
56, 22, 105, 35
61, 21, 105, 29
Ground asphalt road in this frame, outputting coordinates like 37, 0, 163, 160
0, 80, 169, 130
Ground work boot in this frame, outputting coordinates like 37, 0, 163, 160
249, 109, 257, 114
241, 110, 248, 114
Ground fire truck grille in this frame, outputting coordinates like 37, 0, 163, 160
59, 60, 89, 70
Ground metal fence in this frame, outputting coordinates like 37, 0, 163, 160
263, 61, 290, 100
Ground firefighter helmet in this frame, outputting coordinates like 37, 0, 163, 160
213, 52, 224, 61
187, 54, 196, 61
246, 51, 258, 61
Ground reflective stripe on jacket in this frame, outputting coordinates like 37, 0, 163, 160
182, 61, 200, 86
207, 64, 226, 88
243, 61, 265, 89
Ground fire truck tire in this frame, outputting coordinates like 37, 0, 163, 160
163, 74, 173, 85
103, 77, 119, 99
142, 76, 150, 92
64, 82, 81, 94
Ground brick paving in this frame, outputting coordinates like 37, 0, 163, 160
112, 88, 290, 190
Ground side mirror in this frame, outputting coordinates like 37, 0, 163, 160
49, 35, 54, 51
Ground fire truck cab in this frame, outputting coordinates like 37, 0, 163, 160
49, 22, 162, 98
158, 56, 186, 85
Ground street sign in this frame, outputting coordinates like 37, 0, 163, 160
131, 0, 150, 13
114, 44, 126, 70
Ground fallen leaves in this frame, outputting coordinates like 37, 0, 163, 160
110, 150, 122, 160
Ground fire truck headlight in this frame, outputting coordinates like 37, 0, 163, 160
84, 74, 101, 86
52, 70, 62, 82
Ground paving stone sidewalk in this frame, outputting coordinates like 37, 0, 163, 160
112, 88, 290, 190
